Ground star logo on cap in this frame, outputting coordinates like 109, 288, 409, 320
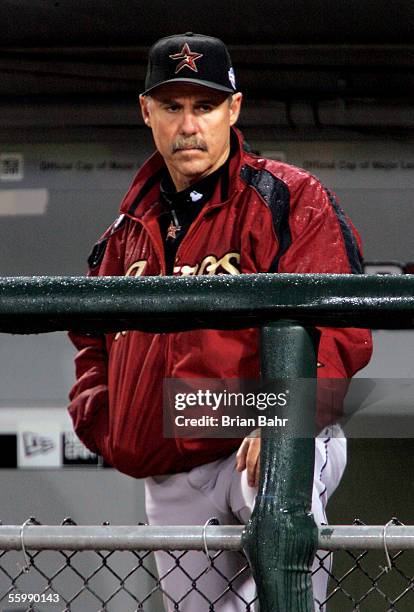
169, 43, 203, 74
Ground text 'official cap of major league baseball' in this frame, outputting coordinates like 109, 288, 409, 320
142, 32, 237, 95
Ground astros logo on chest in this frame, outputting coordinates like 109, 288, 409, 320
114, 252, 241, 340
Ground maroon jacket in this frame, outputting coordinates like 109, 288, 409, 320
68, 128, 372, 478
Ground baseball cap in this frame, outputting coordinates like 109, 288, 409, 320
142, 32, 237, 95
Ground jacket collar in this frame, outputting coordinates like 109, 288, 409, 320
120, 126, 246, 220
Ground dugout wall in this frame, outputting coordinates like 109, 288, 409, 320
0, 130, 413, 610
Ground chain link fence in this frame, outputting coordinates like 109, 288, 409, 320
0, 518, 413, 611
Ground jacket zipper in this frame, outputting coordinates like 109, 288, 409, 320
173, 195, 236, 269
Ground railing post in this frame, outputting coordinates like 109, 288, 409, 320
242, 321, 320, 611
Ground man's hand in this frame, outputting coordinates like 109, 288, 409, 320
236, 432, 261, 488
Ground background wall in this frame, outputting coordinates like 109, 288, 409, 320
1, 131, 412, 515
1, 131, 412, 610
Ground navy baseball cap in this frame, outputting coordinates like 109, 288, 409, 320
142, 32, 237, 95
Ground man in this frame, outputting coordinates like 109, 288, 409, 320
68, 33, 372, 610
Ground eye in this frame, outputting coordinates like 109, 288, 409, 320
197, 103, 214, 113
164, 103, 181, 112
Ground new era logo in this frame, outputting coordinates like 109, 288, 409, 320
23, 432, 55, 457
63, 431, 99, 465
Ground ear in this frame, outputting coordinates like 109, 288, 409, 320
139, 94, 152, 127
229, 92, 243, 126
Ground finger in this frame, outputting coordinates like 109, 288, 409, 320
254, 454, 260, 488
246, 438, 260, 486
236, 438, 249, 471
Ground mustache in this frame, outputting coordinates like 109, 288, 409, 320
172, 137, 208, 153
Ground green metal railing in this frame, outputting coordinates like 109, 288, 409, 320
0, 274, 413, 334
1, 273, 413, 611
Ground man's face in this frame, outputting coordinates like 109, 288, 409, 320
140, 83, 242, 191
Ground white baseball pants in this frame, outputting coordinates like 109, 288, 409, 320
145, 429, 346, 612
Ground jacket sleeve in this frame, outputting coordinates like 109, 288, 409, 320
68, 331, 109, 454
67, 215, 127, 454
276, 176, 373, 426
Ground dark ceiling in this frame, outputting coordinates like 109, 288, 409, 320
2, 0, 414, 46
1, 1, 413, 132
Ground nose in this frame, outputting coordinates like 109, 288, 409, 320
180, 109, 198, 135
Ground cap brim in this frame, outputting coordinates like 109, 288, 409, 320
141, 77, 235, 96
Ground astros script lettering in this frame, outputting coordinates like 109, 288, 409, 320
115, 252, 241, 340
